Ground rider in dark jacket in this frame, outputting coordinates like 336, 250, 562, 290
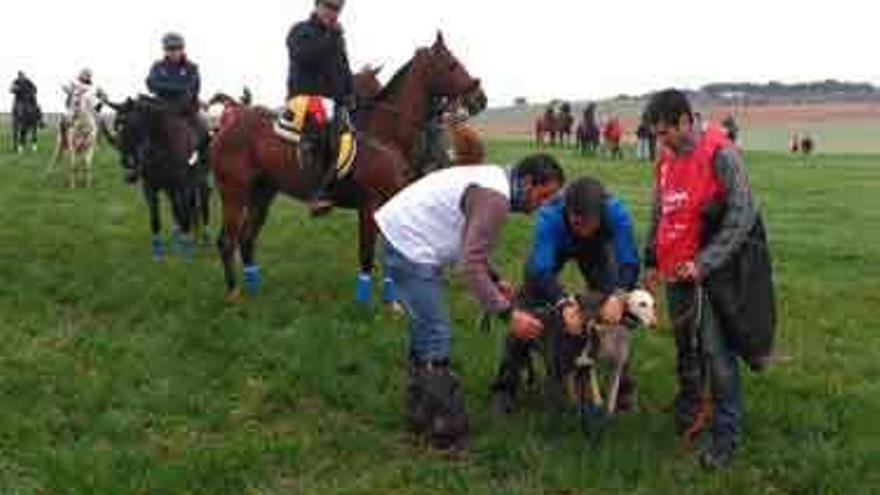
146, 33, 207, 153
10, 71, 37, 106
281, 0, 355, 215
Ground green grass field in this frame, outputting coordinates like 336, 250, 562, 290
1, 135, 879, 494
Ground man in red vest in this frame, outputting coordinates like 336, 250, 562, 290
642, 89, 776, 470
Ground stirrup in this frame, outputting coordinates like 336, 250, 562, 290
273, 119, 301, 143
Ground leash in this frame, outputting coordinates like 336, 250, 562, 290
682, 283, 714, 449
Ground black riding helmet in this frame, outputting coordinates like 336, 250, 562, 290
563, 177, 607, 223
162, 32, 185, 51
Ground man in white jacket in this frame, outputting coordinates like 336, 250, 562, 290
376, 153, 565, 450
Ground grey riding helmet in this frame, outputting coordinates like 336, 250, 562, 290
317, 0, 344, 10
162, 32, 185, 50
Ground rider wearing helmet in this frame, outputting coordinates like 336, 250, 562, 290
280, 0, 355, 215
146, 33, 208, 153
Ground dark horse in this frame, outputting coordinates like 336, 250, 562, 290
102, 96, 211, 259
209, 32, 484, 302
556, 102, 574, 148
576, 103, 600, 155
11, 96, 43, 153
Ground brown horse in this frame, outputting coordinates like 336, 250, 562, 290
210, 33, 484, 302
535, 107, 557, 147
355, 66, 485, 170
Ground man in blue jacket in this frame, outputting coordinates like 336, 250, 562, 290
490, 176, 641, 413
146, 32, 207, 151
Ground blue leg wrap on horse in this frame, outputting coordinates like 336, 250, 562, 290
179, 235, 194, 260
355, 273, 372, 303
151, 235, 163, 261
243, 264, 261, 294
381, 276, 397, 303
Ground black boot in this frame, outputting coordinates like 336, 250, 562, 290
699, 436, 736, 471
406, 359, 469, 451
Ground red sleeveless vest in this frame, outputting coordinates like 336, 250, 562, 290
654, 124, 729, 277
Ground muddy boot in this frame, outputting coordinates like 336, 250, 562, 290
406, 359, 469, 451
699, 436, 736, 471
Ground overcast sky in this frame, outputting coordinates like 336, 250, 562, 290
2, 0, 877, 111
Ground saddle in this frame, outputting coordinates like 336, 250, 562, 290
274, 95, 357, 180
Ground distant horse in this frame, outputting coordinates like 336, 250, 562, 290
50, 84, 100, 187
103, 95, 208, 259
576, 104, 600, 155
535, 107, 558, 147
556, 103, 574, 148
11, 97, 42, 153
209, 32, 485, 302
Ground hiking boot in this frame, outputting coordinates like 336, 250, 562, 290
699, 438, 736, 471
406, 360, 469, 451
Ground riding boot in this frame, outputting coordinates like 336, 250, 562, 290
301, 134, 335, 217
406, 358, 469, 451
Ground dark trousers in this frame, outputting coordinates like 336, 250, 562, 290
666, 282, 742, 445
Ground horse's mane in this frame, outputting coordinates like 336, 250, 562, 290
375, 58, 415, 102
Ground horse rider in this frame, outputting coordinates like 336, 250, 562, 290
10, 71, 38, 109
146, 32, 209, 157
376, 153, 565, 450
489, 176, 641, 415
59, 68, 100, 133
279, 0, 355, 215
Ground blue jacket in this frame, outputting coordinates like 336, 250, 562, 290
524, 194, 640, 304
146, 58, 201, 102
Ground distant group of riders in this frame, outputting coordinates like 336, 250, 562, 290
6, 0, 778, 473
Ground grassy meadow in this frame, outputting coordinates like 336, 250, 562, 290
1, 132, 878, 494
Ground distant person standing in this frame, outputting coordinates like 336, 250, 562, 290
642, 89, 776, 471
636, 122, 652, 161
721, 114, 739, 144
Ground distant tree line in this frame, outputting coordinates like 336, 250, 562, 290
696, 80, 879, 104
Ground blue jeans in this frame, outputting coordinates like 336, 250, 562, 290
383, 238, 451, 361
666, 282, 742, 446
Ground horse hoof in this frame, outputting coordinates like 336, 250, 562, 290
243, 265, 261, 295
150, 237, 164, 261
225, 289, 243, 304
355, 273, 372, 303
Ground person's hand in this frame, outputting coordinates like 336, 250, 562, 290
560, 299, 584, 336
497, 280, 516, 304
644, 268, 661, 294
675, 261, 701, 282
509, 309, 543, 340
599, 295, 625, 325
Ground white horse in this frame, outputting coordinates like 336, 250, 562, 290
51, 81, 101, 188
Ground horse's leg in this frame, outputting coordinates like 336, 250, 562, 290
144, 186, 163, 261
355, 202, 379, 304
169, 187, 194, 259
84, 145, 94, 188
239, 180, 277, 295
218, 190, 247, 301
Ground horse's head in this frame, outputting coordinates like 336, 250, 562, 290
419, 32, 485, 115
354, 64, 384, 101
105, 97, 152, 183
